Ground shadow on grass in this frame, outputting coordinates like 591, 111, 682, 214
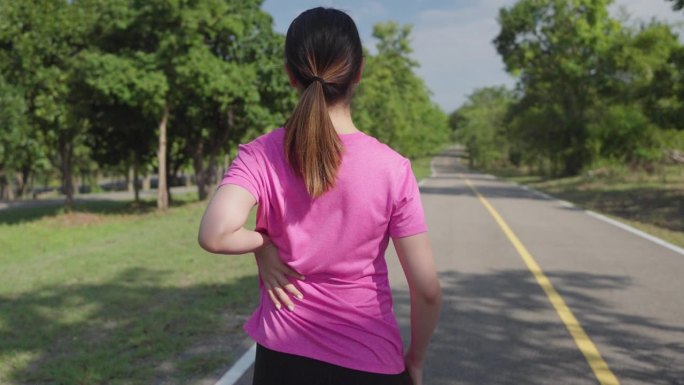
392, 270, 684, 385
0, 197, 199, 226
0, 268, 258, 385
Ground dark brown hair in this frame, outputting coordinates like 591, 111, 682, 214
284, 7, 363, 198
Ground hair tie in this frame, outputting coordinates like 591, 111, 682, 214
311, 76, 326, 84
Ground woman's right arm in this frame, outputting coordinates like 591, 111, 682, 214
393, 232, 441, 385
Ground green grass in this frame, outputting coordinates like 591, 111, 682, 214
482, 165, 684, 248
0, 194, 259, 385
412, 155, 434, 182
412, 141, 455, 182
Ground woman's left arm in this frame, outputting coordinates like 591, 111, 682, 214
198, 184, 270, 254
198, 183, 305, 310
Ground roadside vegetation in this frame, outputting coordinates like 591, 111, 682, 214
0, 1, 450, 209
0, 195, 259, 384
450, 0, 684, 248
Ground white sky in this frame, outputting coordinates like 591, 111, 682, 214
263, 0, 684, 113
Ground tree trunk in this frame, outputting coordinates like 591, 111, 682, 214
16, 163, 30, 198
133, 153, 140, 202
0, 169, 14, 201
193, 141, 222, 201
193, 141, 210, 200
127, 162, 133, 193
157, 103, 169, 211
61, 140, 75, 210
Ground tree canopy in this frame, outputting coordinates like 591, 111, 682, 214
453, 0, 684, 176
0, 2, 448, 205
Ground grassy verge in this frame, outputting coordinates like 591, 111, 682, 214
412, 155, 434, 182
481, 165, 684, 249
0, 194, 258, 385
412, 142, 455, 182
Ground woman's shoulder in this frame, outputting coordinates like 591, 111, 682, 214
358, 133, 410, 167
237, 127, 285, 154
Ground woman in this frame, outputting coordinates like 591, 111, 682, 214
198, 7, 441, 385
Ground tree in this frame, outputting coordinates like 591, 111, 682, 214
645, 40, 684, 132
451, 86, 516, 168
353, 22, 449, 159
667, 0, 684, 11
0, 76, 27, 199
0, 0, 97, 207
75, 51, 164, 202
82, 0, 292, 206
494, 0, 621, 175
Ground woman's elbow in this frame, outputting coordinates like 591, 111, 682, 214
423, 280, 442, 305
198, 230, 224, 254
415, 278, 442, 306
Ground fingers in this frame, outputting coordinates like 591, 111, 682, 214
284, 283, 303, 300
273, 286, 295, 311
264, 277, 303, 312
265, 285, 282, 310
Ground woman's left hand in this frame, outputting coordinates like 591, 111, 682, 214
255, 240, 305, 311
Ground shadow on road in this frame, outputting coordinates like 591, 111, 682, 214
392, 270, 684, 385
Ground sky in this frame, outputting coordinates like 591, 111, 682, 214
261, 0, 684, 113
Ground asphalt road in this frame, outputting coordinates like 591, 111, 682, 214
232, 147, 684, 385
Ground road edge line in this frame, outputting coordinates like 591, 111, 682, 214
585, 210, 684, 256
513, 182, 684, 257
462, 176, 621, 385
215, 343, 256, 385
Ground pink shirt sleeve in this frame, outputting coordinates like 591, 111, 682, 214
217, 143, 263, 202
388, 158, 428, 238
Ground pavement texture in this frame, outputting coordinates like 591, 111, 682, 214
232, 147, 683, 385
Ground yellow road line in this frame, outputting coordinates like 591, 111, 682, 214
462, 176, 620, 385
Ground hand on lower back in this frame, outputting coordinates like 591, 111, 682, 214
254, 241, 305, 311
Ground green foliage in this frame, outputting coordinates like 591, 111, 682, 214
0, 0, 94, 200
0, 0, 296, 201
485, 0, 684, 176
451, 86, 516, 168
646, 44, 684, 131
0, 77, 27, 167
353, 22, 450, 159
587, 104, 661, 166
0, 1, 448, 202
668, 0, 684, 11
494, 0, 621, 176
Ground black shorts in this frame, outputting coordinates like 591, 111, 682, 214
252, 343, 412, 385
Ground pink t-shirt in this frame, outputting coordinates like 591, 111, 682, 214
217, 126, 427, 374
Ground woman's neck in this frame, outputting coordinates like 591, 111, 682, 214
328, 103, 360, 135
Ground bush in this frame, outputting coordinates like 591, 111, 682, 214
587, 104, 662, 170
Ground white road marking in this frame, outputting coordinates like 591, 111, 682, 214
512, 181, 684, 256
585, 210, 684, 256
214, 343, 256, 385
483, 167, 684, 257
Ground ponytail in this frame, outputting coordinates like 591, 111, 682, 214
284, 78, 343, 199
283, 7, 363, 199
